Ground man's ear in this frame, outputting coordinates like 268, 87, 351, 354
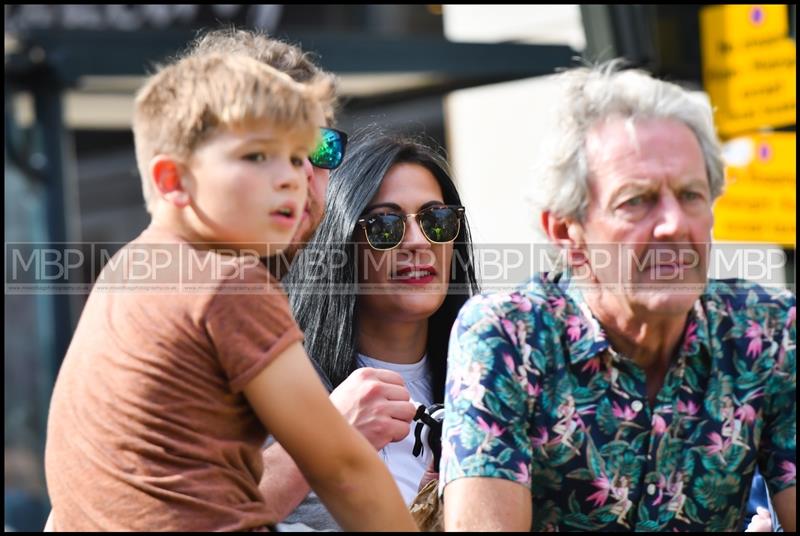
541, 211, 587, 267
151, 156, 190, 208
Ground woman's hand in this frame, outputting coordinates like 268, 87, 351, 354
330, 367, 416, 450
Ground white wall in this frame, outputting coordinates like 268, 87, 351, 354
445, 76, 567, 290
445, 75, 562, 247
442, 5, 583, 289
442, 4, 585, 50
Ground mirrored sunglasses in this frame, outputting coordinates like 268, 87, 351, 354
356, 205, 465, 251
309, 127, 348, 170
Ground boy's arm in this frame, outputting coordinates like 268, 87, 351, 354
244, 341, 418, 532
258, 367, 416, 521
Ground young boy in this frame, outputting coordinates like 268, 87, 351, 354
44, 52, 417, 532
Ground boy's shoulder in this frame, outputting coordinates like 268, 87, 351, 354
98, 226, 282, 297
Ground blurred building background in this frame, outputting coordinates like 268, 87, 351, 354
4, 5, 795, 531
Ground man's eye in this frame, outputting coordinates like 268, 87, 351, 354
682, 191, 702, 202
620, 195, 644, 208
243, 152, 267, 163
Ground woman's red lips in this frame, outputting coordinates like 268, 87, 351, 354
393, 265, 437, 284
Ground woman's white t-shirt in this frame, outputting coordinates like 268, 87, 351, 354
357, 352, 433, 505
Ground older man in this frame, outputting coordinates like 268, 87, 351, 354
441, 62, 796, 531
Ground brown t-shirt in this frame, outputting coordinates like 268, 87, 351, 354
44, 227, 304, 531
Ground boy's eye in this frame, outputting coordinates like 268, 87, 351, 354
290, 155, 305, 168
243, 152, 267, 163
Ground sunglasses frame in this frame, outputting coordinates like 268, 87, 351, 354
309, 127, 349, 170
356, 205, 465, 251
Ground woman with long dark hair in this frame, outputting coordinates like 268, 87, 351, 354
280, 127, 479, 527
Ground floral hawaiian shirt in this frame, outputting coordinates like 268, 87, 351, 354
441, 273, 796, 531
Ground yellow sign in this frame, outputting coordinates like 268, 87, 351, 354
703, 39, 796, 114
700, 5, 796, 138
748, 131, 796, 180
712, 107, 796, 139
714, 202, 796, 245
711, 93, 796, 139
713, 133, 797, 246
705, 63, 795, 115
701, 4, 789, 70
702, 37, 795, 78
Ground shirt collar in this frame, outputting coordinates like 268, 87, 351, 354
684, 290, 714, 357
548, 271, 609, 366
554, 272, 713, 365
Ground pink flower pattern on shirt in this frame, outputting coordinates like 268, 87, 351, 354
441, 276, 796, 532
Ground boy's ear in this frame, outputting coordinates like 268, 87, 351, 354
541, 211, 588, 267
151, 156, 191, 208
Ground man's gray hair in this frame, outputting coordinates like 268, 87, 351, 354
532, 60, 724, 221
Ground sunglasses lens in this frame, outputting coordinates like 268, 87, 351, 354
364, 215, 404, 250
420, 207, 461, 243
309, 127, 346, 170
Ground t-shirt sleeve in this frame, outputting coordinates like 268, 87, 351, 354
205, 268, 304, 393
759, 294, 796, 496
440, 293, 535, 492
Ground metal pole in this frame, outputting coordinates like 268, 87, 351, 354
31, 81, 76, 374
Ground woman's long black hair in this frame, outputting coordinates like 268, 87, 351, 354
284, 127, 479, 403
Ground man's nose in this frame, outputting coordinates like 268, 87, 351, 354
653, 193, 689, 240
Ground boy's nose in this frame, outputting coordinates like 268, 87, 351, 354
274, 161, 305, 191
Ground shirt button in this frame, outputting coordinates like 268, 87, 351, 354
632, 400, 644, 412
647, 484, 656, 495
647, 454, 652, 461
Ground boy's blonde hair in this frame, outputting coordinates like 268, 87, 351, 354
184, 28, 338, 123
133, 53, 329, 213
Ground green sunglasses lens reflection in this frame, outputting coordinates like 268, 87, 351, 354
365, 215, 404, 250
420, 208, 460, 243
309, 128, 347, 170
